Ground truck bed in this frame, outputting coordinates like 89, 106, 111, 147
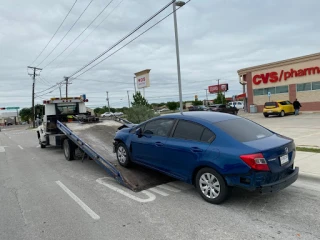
65, 120, 173, 191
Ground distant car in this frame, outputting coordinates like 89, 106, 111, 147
113, 112, 298, 204
159, 108, 169, 112
101, 112, 113, 117
263, 100, 294, 117
209, 104, 238, 115
7, 122, 13, 126
228, 101, 244, 110
188, 105, 208, 111
113, 112, 123, 116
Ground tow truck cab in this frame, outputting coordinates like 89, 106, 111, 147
37, 96, 92, 148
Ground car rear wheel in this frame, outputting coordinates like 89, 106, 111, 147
195, 168, 230, 204
280, 110, 285, 117
116, 143, 131, 167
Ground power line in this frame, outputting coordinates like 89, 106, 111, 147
42, 0, 116, 70
30, 0, 78, 66
46, 0, 125, 77
71, 0, 191, 80
68, 0, 176, 79
37, 0, 94, 68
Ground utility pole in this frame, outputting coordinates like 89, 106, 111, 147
106, 91, 111, 113
127, 90, 131, 108
27, 66, 42, 128
204, 89, 208, 106
64, 77, 71, 98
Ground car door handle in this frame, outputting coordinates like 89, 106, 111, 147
191, 147, 203, 152
155, 142, 164, 147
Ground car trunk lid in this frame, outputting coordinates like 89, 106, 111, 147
243, 134, 295, 173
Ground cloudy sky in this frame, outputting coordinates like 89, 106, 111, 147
1, 0, 319, 111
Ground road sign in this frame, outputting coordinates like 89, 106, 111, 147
268, 92, 271, 97
5, 107, 20, 110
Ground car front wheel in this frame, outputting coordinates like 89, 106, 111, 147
116, 143, 131, 167
195, 168, 230, 204
264, 113, 269, 118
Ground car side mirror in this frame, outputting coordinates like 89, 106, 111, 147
135, 128, 143, 137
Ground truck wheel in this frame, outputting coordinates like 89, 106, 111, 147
38, 132, 46, 148
63, 139, 75, 161
195, 168, 230, 204
116, 143, 131, 167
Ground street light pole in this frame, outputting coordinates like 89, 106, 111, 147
106, 91, 111, 113
127, 90, 131, 108
173, 1, 185, 114
133, 77, 137, 94
204, 89, 208, 106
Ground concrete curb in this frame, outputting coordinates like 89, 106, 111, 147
298, 171, 320, 183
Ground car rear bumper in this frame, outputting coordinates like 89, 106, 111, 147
263, 111, 280, 115
259, 167, 299, 193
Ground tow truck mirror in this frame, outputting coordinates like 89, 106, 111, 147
135, 128, 143, 137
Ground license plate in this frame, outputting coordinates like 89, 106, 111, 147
268, 111, 272, 113
280, 154, 289, 165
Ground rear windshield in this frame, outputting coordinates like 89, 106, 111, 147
214, 118, 273, 142
264, 102, 277, 107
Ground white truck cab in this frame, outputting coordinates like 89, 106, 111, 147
37, 96, 94, 148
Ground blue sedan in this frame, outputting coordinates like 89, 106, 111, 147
113, 112, 299, 204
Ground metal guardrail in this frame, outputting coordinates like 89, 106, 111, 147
56, 120, 126, 187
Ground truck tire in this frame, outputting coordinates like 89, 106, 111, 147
38, 131, 46, 148
195, 167, 230, 204
116, 143, 131, 167
63, 139, 75, 161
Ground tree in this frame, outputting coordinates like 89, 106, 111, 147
19, 108, 32, 122
214, 92, 226, 104
131, 91, 149, 107
124, 105, 157, 124
166, 101, 178, 111
192, 100, 203, 106
94, 107, 102, 115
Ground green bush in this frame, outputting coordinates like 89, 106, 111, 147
125, 105, 158, 124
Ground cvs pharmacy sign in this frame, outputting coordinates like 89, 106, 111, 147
253, 66, 320, 85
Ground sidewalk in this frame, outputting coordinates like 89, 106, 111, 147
295, 151, 320, 182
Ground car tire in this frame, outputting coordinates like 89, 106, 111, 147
116, 142, 131, 167
280, 110, 285, 117
195, 167, 230, 204
63, 139, 75, 161
263, 114, 269, 118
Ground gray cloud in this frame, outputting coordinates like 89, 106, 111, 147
0, 0, 319, 110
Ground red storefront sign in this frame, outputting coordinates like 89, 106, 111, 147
208, 84, 228, 93
253, 66, 320, 85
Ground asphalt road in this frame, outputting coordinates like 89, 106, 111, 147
1, 126, 320, 240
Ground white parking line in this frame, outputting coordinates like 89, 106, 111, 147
18, 145, 23, 150
149, 187, 169, 196
96, 177, 156, 203
56, 181, 100, 220
157, 184, 181, 193
0, 146, 5, 153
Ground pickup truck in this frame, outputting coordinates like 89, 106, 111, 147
209, 104, 238, 115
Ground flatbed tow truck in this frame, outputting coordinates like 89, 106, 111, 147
37, 96, 171, 191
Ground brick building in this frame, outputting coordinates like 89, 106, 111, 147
237, 52, 320, 112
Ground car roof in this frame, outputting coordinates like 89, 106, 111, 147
158, 111, 239, 123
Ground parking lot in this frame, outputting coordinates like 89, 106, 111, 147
1, 114, 320, 240
238, 111, 320, 148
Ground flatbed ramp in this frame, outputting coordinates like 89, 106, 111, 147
64, 120, 173, 191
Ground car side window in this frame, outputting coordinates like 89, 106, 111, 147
280, 101, 287, 105
220, 105, 226, 108
173, 120, 205, 141
200, 128, 215, 143
143, 119, 175, 137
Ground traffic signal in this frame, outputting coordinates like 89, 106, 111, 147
0, 108, 5, 110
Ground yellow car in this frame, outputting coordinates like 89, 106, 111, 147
263, 100, 295, 117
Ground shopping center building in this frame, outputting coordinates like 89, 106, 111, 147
237, 52, 320, 112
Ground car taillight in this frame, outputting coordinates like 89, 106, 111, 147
275, 102, 279, 107
240, 153, 270, 171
